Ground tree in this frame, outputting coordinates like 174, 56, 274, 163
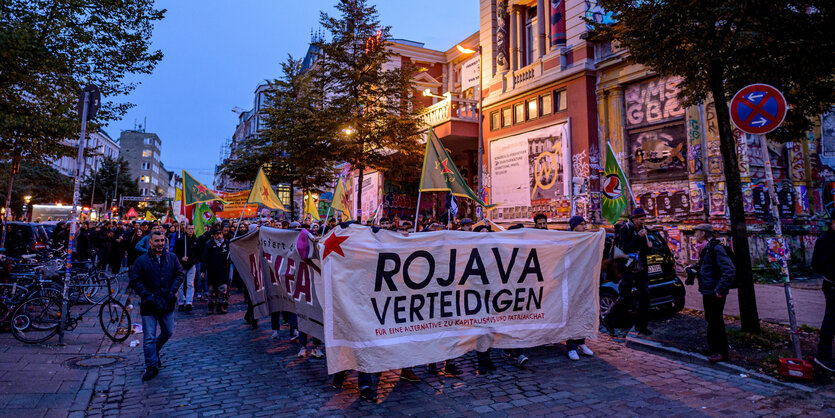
0, 162, 73, 213
80, 157, 140, 210
316, 0, 424, 218
220, 56, 342, 218
591, 0, 835, 333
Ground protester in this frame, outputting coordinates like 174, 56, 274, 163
174, 224, 198, 312
201, 226, 230, 314
128, 227, 144, 267
128, 230, 185, 381
691, 223, 735, 363
565, 215, 595, 361
135, 224, 168, 254
604, 208, 652, 336
813, 216, 835, 372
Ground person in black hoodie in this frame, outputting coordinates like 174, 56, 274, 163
693, 223, 735, 363
813, 216, 835, 372
129, 230, 184, 381
201, 226, 230, 314
195, 226, 213, 300
174, 224, 198, 312
605, 208, 653, 336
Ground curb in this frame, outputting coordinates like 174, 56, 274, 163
624, 334, 816, 393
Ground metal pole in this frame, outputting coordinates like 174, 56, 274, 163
59, 91, 90, 345
414, 191, 422, 233
759, 134, 802, 358
1, 152, 17, 248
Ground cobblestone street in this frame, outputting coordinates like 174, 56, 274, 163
3, 293, 834, 417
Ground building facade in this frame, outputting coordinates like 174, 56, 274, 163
118, 130, 169, 197
51, 129, 120, 178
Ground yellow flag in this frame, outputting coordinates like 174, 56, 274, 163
304, 191, 320, 221
331, 178, 352, 220
145, 211, 157, 221
247, 167, 287, 211
175, 187, 182, 202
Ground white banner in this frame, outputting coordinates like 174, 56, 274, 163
489, 122, 571, 222
319, 224, 604, 374
230, 227, 325, 341
353, 171, 380, 222
461, 56, 480, 92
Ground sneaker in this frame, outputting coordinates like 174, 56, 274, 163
290, 329, 299, 342
399, 368, 420, 382
270, 330, 280, 340
359, 387, 376, 403
141, 366, 159, 381
310, 346, 324, 359
517, 354, 529, 367
635, 327, 653, 336
297, 347, 307, 358
196, 294, 203, 301
185, 304, 193, 312
332, 372, 345, 389
814, 357, 835, 373
568, 350, 580, 361
578, 344, 594, 356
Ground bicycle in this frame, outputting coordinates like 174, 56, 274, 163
10, 273, 132, 344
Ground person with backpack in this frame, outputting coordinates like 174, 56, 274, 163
812, 216, 835, 372
691, 223, 736, 363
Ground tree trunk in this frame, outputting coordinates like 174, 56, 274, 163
1, 168, 15, 248
710, 69, 761, 333
356, 166, 364, 223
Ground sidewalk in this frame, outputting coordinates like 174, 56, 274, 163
684, 281, 824, 328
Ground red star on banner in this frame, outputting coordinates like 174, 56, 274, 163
196, 184, 208, 194
322, 233, 349, 259
440, 158, 453, 175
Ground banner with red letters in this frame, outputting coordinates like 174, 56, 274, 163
318, 225, 605, 374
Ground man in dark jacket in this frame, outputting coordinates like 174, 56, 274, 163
129, 230, 185, 381
201, 226, 230, 314
605, 208, 653, 335
813, 216, 835, 372
174, 224, 198, 312
694, 223, 735, 363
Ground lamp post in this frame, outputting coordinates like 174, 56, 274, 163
456, 44, 483, 216
22, 195, 31, 222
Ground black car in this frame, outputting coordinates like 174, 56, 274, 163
599, 231, 686, 319
1, 222, 50, 257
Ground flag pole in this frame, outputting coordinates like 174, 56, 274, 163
414, 191, 421, 232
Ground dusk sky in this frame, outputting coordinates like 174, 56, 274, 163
110, 0, 479, 186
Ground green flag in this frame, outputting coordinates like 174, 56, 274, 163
182, 170, 227, 206
193, 202, 217, 236
419, 128, 497, 209
601, 142, 633, 225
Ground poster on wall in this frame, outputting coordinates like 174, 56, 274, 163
795, 185, 809, 215
655, 192, 672, 217
752, 186, 770, 220
709, 189, 726, 216
670, 190, 690, 216
777, 185, 795, 219
823, 109, 835, 158
823, 182, 835, 218
665, 228, 682, 254
627, 124, 688, 182
742, 183, 754, 213
686, 106, 703, 176
639, 193, 656, 217
690, 182, 705, 213
490, 123, 571, 221
461, 56, 479, 92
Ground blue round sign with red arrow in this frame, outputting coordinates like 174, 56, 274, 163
729, 84, 787, 135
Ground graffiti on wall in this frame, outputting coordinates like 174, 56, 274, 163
572, 149, 590, 179
627, 124, 688, 181
822, 109, 835, 158
625, 76, 685, 127
584, 0, 616, 31
686, 106, 703, 176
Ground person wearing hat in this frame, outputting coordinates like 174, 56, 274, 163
605, 207, 653, 336
692, 223, 735, 363
201, 225, 231, 314
813, 216, 835, 372
459, 218, 474, 232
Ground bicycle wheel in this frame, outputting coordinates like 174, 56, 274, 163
11, 296, 61, 344
99, 298, 131, 343
83, 273, 114, 305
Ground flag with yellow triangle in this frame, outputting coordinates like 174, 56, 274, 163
247, 167, 287, 211
330, 177, 352, 220
304, 191, 320, 221
182, 170, 227, 206
145, 211, 157, 221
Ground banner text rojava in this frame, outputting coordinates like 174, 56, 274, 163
319, 225, 605, 374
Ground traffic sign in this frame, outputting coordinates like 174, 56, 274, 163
729, 84, 787, 135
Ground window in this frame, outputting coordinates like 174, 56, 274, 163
142, 149, 151, 157
144, 138, 151, 145
555, 90, 568, 112
490, 111, 501, 131
152, 164, 159, 174
152, 177, 158, 186
141, 162, 150, 170
153, 151, 159, 160
501, 107, 512, 127
524, 7, 536, 66
527, 99, 538, 120
540, 93, 553, 116
140, 188, 147, 196
514, 103, 525, 124
140, 175, 150, 183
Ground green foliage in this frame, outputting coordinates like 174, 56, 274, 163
79, 156, 140, 206
0, 0, 165, 163
0, 162, 73, 212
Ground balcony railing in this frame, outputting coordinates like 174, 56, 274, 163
419, 97, 479, 128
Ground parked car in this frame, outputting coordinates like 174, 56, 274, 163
599, 231, 686, 319
1, 222, 50, 257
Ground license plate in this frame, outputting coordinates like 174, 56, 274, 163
648, 264, 662, 274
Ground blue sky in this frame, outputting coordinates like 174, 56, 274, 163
109, 0, 479, 186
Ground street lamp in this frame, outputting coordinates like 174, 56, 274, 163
23, 195, 31, 221
455, 43, 484, 213
342, 127, 355, 136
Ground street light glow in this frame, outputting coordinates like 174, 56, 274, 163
456, 44, 476, 54
423, 88, 431, 96
23, 195, 31, 204
342, 127, 355, 135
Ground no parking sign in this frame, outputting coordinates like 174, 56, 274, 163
729, 84, 787, 135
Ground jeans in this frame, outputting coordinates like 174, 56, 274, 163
194, 263, 206, 295
142, 312, 175, 368
567, 339, 585, 351
702, 294, 728, 356
270, 312, 282, 330
818, 281, 835, 360
607, 271, 650, 330
178, 266, 196, 306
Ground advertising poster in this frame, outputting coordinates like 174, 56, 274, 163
665, 228, 682, 254
777, 186, 795, 219
709, 189, 726, 216
626, 125, 688, 182
670, 190, 690, 216
639, 192, 656, 217
490, 123, 570, 221
742, 183, 755, 213
690, 182, 705, 213
824, 182, 835, 218
655, 192, 672, 218
752, 186, 770, 220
